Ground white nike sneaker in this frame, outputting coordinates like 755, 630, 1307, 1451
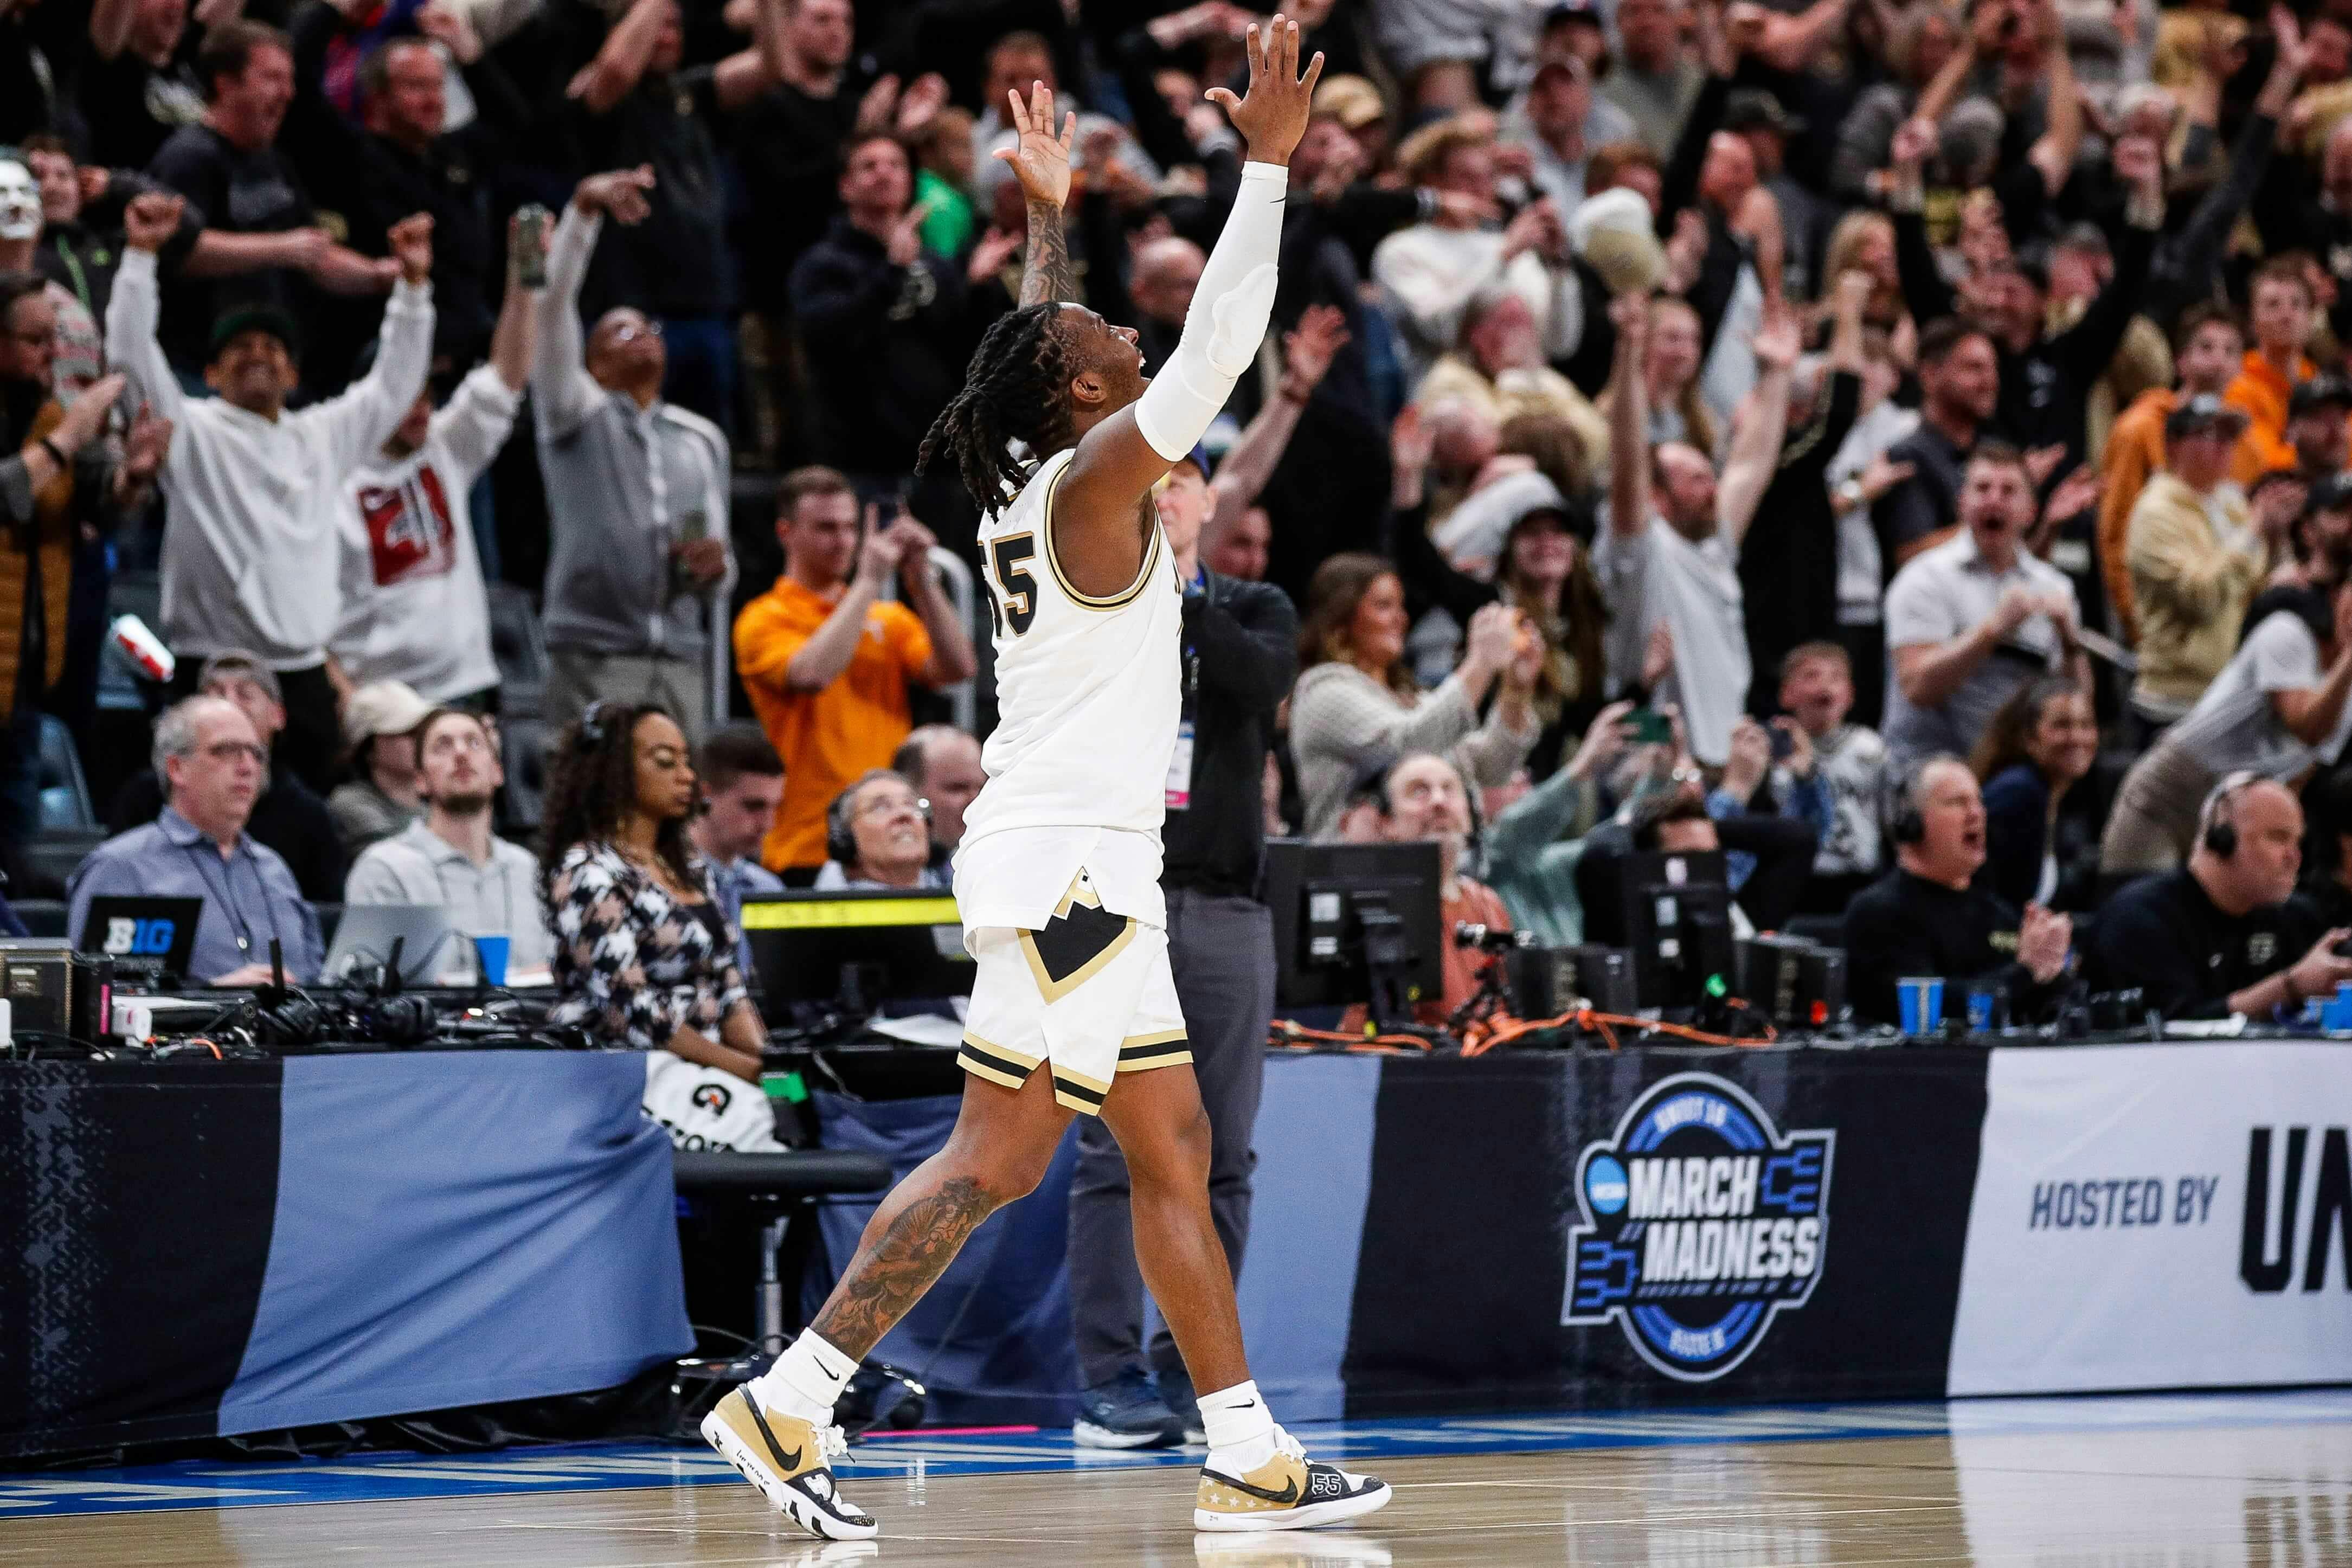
1194, 1426, 1391, 1532
700, 1386, 878, 1540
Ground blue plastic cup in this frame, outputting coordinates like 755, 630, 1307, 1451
1897, 976, 1944, 1036
1966, 991, 1996, 1031
473, 934, 510, 988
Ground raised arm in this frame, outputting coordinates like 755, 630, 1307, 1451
1206, 303, 1344, 541
488, 211, 539, 396
992, 81, 1081, 307
1718, 304, 1801, 548
568, 0, 673, 115
104, 192, 191, 429
1053, 17, 1319, 582
1605, 292, 1651, 538
2023, 0, 2083, 199
533, 169, 652, 440
307, 215, 436, 478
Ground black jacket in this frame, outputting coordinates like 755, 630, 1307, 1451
1842, 868, 2066, 1027
1741, 370, 1861, 716
789, 215, 976, 475
1162, 570, 1298, 900
1893, 198, 2156, 473
2086, 868, 2316, 1021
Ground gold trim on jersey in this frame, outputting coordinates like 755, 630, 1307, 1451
1019, 917, 1136, 1004
1041, 460, 1162, 611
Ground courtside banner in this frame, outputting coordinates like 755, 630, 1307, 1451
1342, 1048, 1989, 1416
1949, 1042, 2352, 1397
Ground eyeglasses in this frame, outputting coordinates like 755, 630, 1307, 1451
201, 741, 268, 766
607, 320, 664, 345
855, 792, 926, 820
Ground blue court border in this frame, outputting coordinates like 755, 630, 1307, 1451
4, 1390, 2349, 1519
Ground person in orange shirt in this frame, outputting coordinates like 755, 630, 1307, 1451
2099, 304, 2247, 641
734, 467, 978, 872
2224, 256, 2318, 486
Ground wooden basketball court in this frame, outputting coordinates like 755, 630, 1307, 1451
4, 1393, 2347, 1565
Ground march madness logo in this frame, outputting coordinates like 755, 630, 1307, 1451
691, 1084, 733, 1115
1563, 1073, 1835, 1380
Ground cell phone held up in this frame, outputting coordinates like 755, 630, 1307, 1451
1627, 708, 1674, 747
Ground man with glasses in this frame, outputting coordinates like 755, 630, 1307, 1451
345, 706, 554, 981
533, 167, 733, 742
106, 187, 436, 794
67, 694, 322, 985
107, 651, 346, 901
813, 770, 948, 890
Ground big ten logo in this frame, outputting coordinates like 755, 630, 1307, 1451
2240, 1127, 2352, 1294
104, 916, 178, 957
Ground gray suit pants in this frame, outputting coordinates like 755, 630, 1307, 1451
1068, 888, 1272, 1386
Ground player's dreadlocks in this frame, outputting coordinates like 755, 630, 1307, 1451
917, 303, 1078, 517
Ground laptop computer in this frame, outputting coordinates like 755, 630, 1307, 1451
322, 904, 461, 987
78, 896, 203, 981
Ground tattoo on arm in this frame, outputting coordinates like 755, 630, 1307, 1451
809, 1175, 995, 1358
1020, 199, 1078, 308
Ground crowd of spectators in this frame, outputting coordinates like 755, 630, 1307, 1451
20, 0, 2352, 1042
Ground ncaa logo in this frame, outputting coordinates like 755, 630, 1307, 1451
1563, 1073, 1835, 1381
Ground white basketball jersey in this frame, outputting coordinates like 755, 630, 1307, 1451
954, 448, 1183, 928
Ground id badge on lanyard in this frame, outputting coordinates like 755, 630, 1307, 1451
1165, 719, 1196, 811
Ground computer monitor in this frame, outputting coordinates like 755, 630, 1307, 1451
1262, 839, 1444, 1023
742, 890, 973, 1013
1617, 851, 1736, 1012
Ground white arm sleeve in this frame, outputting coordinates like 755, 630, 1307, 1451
1133, 161, 1288, 462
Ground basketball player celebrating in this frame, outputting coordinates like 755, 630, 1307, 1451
700, 20, 1389, 1540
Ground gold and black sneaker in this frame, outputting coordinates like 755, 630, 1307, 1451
700, 1386, 878, 1540
1194, 1428, 1391, 1533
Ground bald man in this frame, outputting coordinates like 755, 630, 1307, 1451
1129, 236, 1206, 373
2088, 775, 2352, 1019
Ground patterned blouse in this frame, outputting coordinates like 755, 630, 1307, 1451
545, 841, 750, 1051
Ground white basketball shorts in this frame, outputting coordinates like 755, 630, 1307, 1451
956, 870, 1190, 1116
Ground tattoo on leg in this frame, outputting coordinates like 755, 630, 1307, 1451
1020, 198, 1079, 309
811, 1177, 995, 1358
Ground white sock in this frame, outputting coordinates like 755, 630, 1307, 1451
1199, 1379, 1277, 1474
749, 1329, 858, 1423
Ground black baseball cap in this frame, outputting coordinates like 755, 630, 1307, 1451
2290, 374, 2352, 417
209, 301, 300, 362
1545, 0, 1605, 28
1723, 89, 1803, 138
2304, 470, 2352, 513
2165, 392, 2251, 441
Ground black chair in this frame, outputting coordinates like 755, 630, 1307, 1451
13, 899, 68, 939
484, 583, 548, 719
37, 717, 95, 831
671, 1148, 893, 1364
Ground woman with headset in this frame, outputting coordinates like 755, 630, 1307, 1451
812, 770, 951, 891
539, 701, 764, 1082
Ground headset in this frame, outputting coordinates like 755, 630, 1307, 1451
577, 699, 614, 748
2199, 769, 2264, 858
826, 771, 932, 869
1890, 753, 1970, 846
